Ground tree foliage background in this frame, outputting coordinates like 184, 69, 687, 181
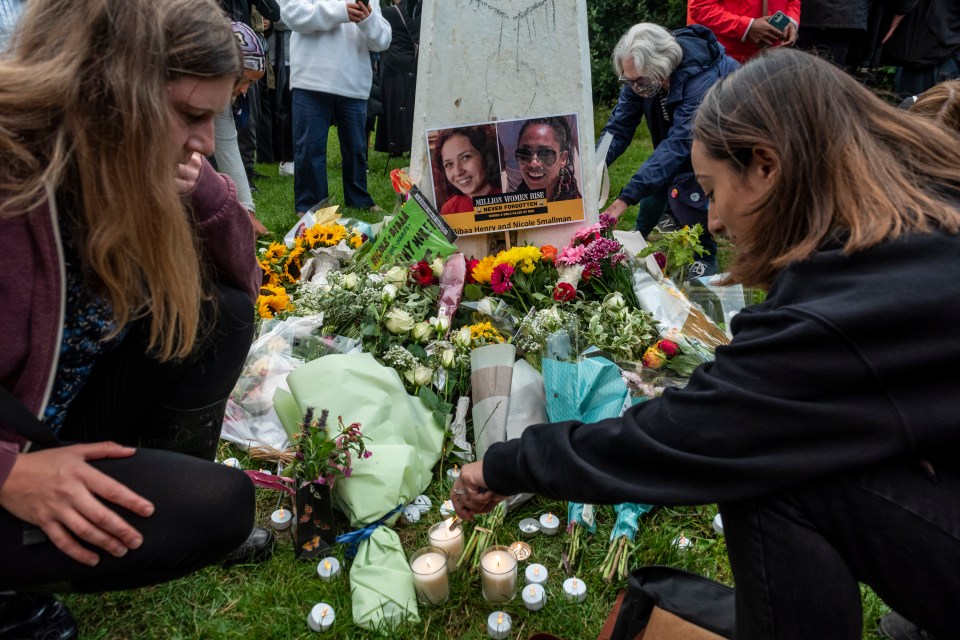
587, 0, 688, 102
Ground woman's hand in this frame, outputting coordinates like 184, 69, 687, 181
451, 461, 505, 520
747, 18, 784, 47
0, 443, 154, 566
347, 2, 371, 23
175, 151, 204, 194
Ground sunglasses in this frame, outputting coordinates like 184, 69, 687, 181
515, 147, 558, 166
618, 74, 661, 98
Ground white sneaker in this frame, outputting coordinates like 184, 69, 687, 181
278, 161, 294, 177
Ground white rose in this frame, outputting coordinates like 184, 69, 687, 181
440, 348, 456, 370
404, 365, 434, 386
603, 292, 626, 311
343, 272, 359, 290
429, 315, 450, 334
430, 257, 445, 278
381, 283, 399, 303
385, 266, 408, 285
451, 326, 472, 349
411, 321, 432, 343
384, 308, 415, 334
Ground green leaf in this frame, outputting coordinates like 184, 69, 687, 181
463, 283, 484, 301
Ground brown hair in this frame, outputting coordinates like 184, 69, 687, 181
0, 0, 241, 360
910, 79, 960, 135
433, 126, 501, 201
693, 48, 960, 289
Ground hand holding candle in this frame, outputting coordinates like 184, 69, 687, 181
450, 461, 505, 521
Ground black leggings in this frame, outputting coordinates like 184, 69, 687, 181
0, 285, 256, 592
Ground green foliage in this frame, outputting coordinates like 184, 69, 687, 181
587, 0, 688, 102
639, 223, 707, 282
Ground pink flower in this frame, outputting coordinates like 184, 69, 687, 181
553, 282, 576, 302
490, 263, 515, 294
557, 245, 586, 266
599, 213, 617, 231
654, 251, 667, 270
571, 223, 602, 245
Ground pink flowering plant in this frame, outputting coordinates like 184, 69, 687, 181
283, 407, 371, 489
556, 214, 641, 308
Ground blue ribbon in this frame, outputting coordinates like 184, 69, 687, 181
335, 504, 404, 559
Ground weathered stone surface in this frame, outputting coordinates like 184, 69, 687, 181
410, 0, 598, 256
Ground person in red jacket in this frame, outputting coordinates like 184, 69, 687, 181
688, 0, 799, 63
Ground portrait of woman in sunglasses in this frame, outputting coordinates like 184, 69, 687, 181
507, 116, 582, 203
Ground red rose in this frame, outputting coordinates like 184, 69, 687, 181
657, 339, 680, 357
552, 282, 576, 302
411, 260, 434, 286
466, 258, 480, 284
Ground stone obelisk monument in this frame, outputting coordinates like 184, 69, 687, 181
409, 0, 599, 257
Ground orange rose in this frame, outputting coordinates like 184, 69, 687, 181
540, 244, 558, 263
642, 346, 666, 370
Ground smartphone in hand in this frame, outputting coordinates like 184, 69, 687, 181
768, 11, 791, 31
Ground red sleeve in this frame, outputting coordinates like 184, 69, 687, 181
785, 0, 801, 24
688, 0, 754, 41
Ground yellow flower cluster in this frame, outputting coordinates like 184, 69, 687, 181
257, 284, 292, 319
469, 321, 505, 345
471, 245, 543, 283
302, 223, 347, 249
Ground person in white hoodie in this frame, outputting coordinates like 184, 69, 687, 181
278, 0, 391, 212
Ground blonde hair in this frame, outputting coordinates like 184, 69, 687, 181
910, 79, 960, 136
0, 0, 241, 360
693, 49, 960, 289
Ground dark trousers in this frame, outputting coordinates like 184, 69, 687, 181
292, 88, 374, 211
0, 285, 256, 592
721, 460, 960, 639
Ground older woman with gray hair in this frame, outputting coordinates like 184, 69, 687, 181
600, 23, 738, 278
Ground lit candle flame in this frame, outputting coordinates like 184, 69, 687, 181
573, 579, 578, 589
324, 559, 331, 572
454, 464, 459, 472
278, 508, 285, 519
534, 567, 540, 576
426, 558, 431, 569
547, 514, 553, 523
497, 613, 503, 625
321, 607, 328, 617
529, 587, 535, 596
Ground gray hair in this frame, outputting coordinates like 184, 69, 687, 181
612, 23, 682, 81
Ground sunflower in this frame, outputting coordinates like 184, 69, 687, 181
471, 255, 497, 284
313, 223, 347, 247
257, 284, 292, 319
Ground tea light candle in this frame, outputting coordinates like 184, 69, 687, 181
439, 499, 455, 518
222, 457, 240, 468
270, 507, 292, 531
307, 603, 335, 632
446, 465, 461, 483
712, 513, 724, 536
525, 562, 548, 585
519, 518, 540, 537
508, 541, 531, 562
539, 512, 560, 536
258, 468, 273, 475
409, 547, 450, 605
563, 577, 587, 603
522, 583, 546, 611
673, 534, 693, 550
428, 519, 465, 571
486, 611, 512, 639
480, 545, 518, 603
316, 557, 340, 581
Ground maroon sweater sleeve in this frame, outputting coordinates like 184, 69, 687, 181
190, 158, 260, 301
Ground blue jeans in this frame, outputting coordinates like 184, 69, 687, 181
292, 88, 374, 211
721, 460, 960, 639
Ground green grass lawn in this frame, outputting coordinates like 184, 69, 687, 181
62, 113, 889, 639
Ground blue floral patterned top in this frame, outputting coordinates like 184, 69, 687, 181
43, 241, 128, 432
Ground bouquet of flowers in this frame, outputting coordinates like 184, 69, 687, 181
554, 213, 640, 307
283, 407, 372, 489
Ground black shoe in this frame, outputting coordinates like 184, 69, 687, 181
879, 611, 937, 640
249, 182, 259, 193
655, 211, 680, 233
250, 170, 268, 180
0, 595, 78, 640
221, 526, 276, 568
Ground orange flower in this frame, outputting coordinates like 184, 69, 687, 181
540, 244, 558, 263
642, 346, 666, 370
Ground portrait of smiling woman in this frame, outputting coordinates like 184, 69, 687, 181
500, 115, 582, 203
430, 124, 503, 215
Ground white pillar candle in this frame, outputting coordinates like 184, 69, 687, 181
316, 557, 340, 581
525, 563, 548, 586
480, 546, 518, 603
563, 577, 587, 603
409, 548, 450, 605
270, 508, 292, 531
428, 519, 465, 571
522, 583, 546, 611
539, 512, 560, 536
222, 457, 240, 468
486, 611, 512, 639
307, 603, 335, 632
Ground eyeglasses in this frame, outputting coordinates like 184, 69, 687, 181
618, 74, 661, 98
515, 147, 558, 166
